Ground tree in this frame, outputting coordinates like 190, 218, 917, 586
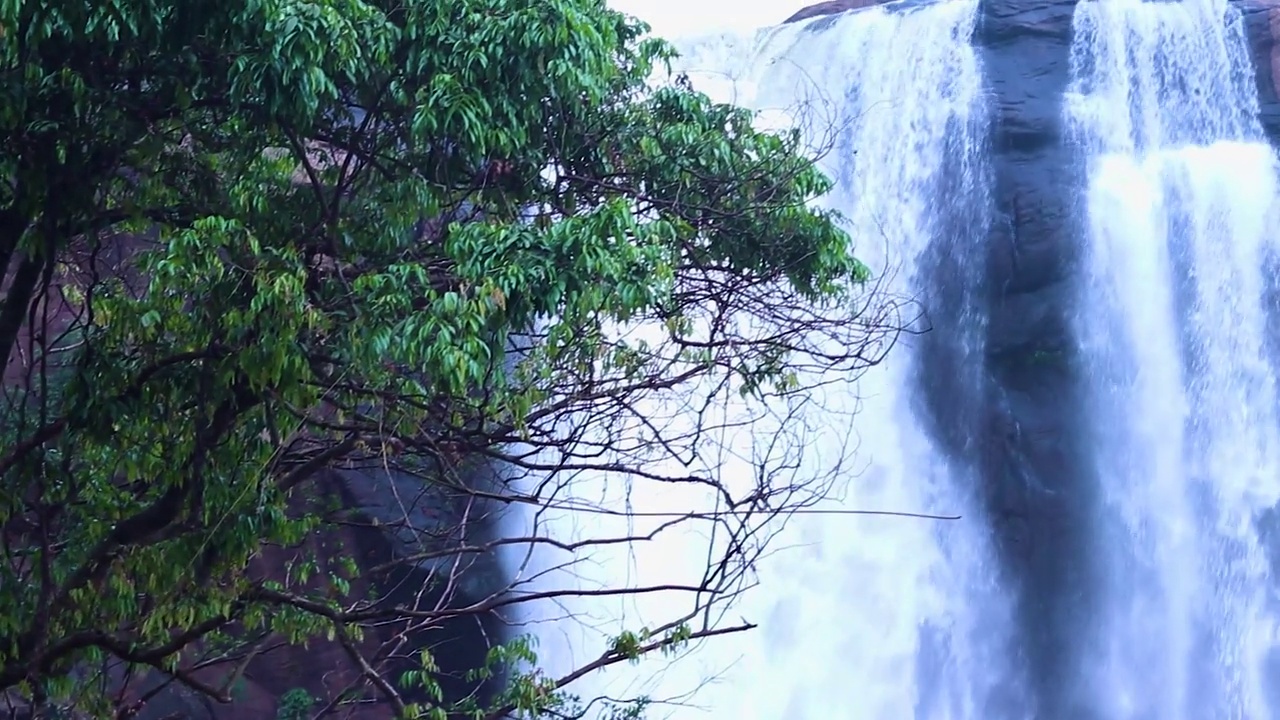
0, 0, 902, 717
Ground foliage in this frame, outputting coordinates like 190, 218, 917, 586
276, 688, 316, 720
0, 0, 896, 717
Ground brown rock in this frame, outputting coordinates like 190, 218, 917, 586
1233, 0, 1280, 137
782, 0, 894, 24
3, 225, 509, 717
132, 467, 505, 719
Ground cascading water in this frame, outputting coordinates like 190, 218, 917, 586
705, 5, 1019, 716
1066, 0, 1280, 716
518, 2, 1024, 718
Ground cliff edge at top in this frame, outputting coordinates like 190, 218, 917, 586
782, 0, 893, 23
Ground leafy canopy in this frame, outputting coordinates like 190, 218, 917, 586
0, 0, 872, 716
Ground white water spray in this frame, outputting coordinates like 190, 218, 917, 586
508, 3, 1022, 718
1066, 0, 1280, 716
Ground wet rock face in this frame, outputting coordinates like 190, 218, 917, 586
975, 1, 1098, 714
1237, 0, 1280, 138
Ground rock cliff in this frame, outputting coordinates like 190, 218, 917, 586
132, 466, 511, 719
2, 238, 511, 719
782, 0, 895, 23
971, 1, 1094, 713
1239, 0, 1280, 138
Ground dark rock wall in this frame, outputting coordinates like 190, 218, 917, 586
1, 213, 516, 715
2, 250, 514, 717
974, 1, 1098, 716
782, 0, 897, 23
1240, 0, 1280, 139
134, 465, 513, 719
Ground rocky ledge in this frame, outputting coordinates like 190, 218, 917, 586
782, 0, 894, 23
1238, 0, 1280, 138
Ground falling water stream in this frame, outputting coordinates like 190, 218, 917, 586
1066, 0, 1280, 716
688, 5, 1016, 717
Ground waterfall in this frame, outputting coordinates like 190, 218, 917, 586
1065, 0, 1280, 716
519, 2, 1023, 718
707, 6, 1017, 715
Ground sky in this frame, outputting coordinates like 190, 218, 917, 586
607, 0, 810, 38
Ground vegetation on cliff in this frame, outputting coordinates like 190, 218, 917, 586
0, 0, 900, 717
